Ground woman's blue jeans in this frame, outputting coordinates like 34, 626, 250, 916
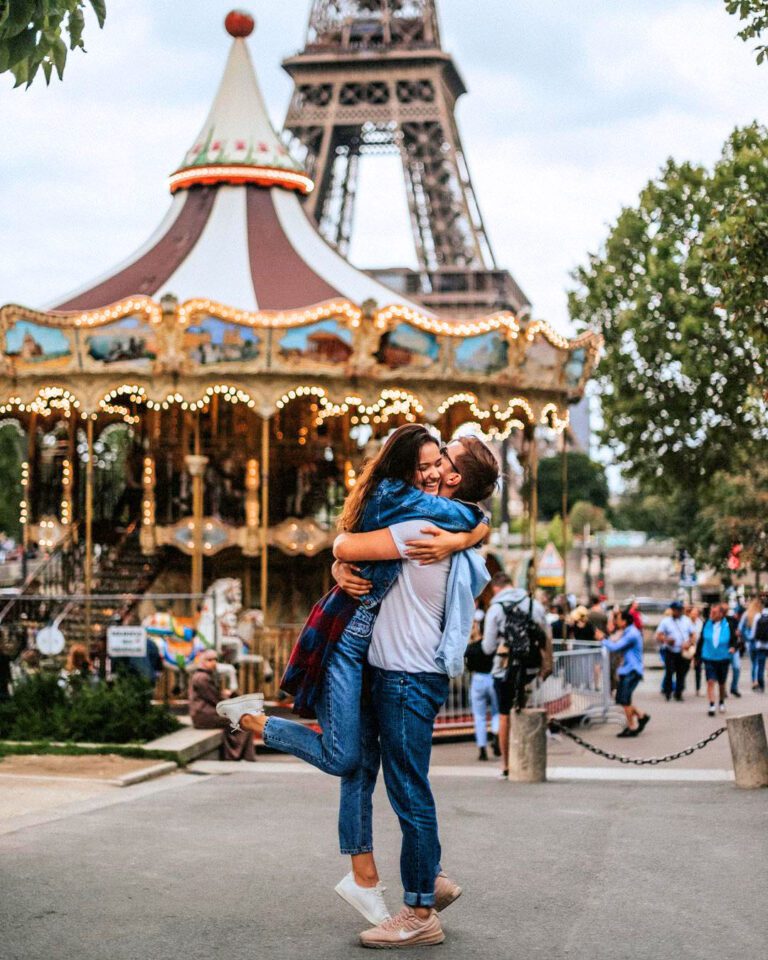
262, 627, 369, 777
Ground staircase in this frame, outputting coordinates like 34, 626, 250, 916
0, 524, 169, 657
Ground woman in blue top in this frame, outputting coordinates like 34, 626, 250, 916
602, 606, 650, 738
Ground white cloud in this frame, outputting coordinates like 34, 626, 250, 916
0, 0, 764, 334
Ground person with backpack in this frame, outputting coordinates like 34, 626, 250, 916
481, 572, 552, 779
751, 596, 768, 693
464, 603, 501, 761
602, 605, 650, 737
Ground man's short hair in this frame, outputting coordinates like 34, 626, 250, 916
491, 572, 512, 589
452, 436, 500, 503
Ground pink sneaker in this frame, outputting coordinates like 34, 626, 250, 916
434, 872, 462, 912
360, 906, 445, 949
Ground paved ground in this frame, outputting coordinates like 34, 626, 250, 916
1, 760, 766, 960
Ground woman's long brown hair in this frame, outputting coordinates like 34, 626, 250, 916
337, 424, 437, 531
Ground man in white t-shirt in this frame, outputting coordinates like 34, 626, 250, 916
656, 600, 696, 701
333, 436, 499, 949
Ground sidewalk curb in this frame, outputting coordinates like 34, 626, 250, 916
111, 761, 178, 787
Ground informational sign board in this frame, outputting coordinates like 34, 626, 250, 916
107, 625, 147, 658
35, 625, 65, 656
537, 541, 565, 588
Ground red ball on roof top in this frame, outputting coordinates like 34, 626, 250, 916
225, 10, 255, 37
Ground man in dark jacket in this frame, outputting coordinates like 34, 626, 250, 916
189, 649, 255, 761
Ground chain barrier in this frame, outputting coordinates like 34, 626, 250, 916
549, 720, 727, 766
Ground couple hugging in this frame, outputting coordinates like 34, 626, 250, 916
217, 424, 499, 949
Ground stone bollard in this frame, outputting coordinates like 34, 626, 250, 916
726, 713, 768, 789
508, 708, 547, 782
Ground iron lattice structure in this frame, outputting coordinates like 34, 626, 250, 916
283, 0, 530, 317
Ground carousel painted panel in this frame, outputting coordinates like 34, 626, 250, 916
184, 315, 262, 368
374, 323, 441, 374
519, 338, 566, 389
453, 332, 509, 378
3, 318, 74, 373
274, 318, 353, 369
564, 347, 587, 390
81, 314, 159, 371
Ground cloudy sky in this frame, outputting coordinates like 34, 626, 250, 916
0, 0, 764, 332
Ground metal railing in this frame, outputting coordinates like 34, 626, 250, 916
529, 645, 622, 725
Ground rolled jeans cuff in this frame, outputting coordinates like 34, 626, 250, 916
340, 846, 373, 855
404, 890, 436, 908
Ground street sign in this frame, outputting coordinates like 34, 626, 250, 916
35, 625, 65, 656
538, 541, 564, 587
107, 625, 147, 658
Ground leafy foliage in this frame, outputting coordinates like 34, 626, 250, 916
0, 672, 179, 742
696, 464, 768, 577
725, 0, 768, 64
569, 125, 767, 571
0, 0, 106, 88
568, 500, 608, 535
536, 452, 609, 520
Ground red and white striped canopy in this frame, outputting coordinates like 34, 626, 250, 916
53, 22, 429, 317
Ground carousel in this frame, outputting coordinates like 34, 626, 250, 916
0, 13, 601, 635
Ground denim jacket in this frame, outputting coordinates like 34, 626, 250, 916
437, 548, 491, 677
343, 479, 483, 643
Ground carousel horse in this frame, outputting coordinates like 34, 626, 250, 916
142, 578, 272, 691
142, 613, 207, 672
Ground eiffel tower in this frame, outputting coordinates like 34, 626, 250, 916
282, 0, 530, 318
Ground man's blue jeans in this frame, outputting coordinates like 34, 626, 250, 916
370, 668, 449, 908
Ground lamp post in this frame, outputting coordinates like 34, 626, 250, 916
260, 414, 270, 622
185, 453, 209, 597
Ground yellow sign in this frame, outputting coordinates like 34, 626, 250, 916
538, 541, 564, 587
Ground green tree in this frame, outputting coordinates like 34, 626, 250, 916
569, 125, 767, 553
726, 0, 768, 64
608, 489, 682, 540
0, 0, 106, 88
0, 423, 24, 539
536, 452, 608, 520
695, 464, 768, 583
568, 500, 608, 536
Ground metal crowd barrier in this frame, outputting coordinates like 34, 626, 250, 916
529, 644, 622, 725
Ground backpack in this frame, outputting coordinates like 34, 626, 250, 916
464, 640, 494, 674
500, 597, 545, 671
497, 595, 547, 712
754, 614, 768, 647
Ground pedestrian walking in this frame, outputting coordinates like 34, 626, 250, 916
481, 573, 552, 779
464, 606, 501, 761
727, 607, 744, 698
587, 595, 608, 640
697, 603, 736, 716
571, 605, 597, 642
656, 601, 695, 701
686, 605, 704, 695
751, 597, 768, 693
602, 605, 650, 737
739, 598, 763, 690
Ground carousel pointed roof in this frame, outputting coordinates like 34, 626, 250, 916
52, 11, 429, 316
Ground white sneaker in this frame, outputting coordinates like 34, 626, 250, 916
215, 693, 265, 731
335, 872, 390, 926
719, 702, 726, 713
707, 704, 716, 717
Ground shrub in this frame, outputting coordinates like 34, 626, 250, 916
0, 673, 180, 743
